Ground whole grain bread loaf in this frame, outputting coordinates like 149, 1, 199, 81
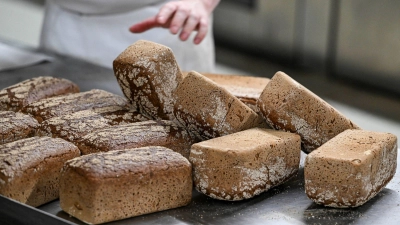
59, 146, 192, 224
21, 89, 128, 122
174, 71, 262, 140
76, 120, 197, 158
190, 128, 301, 200
257, 71, 359, 153
0, 137, 80, 207
1, 111, 39, 144
0, 76, 79, 112
92, 105, 150, 125
304, 129, 397, 208
113, 40, 184, 121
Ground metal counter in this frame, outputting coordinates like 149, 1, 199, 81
1, 51, 400, 225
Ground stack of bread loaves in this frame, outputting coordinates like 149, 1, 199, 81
0, 40, 397, 225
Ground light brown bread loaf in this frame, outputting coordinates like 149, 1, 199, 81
257, 71, 359, 153
59, 146, 192, 224
190, 128, 301, 201
0, 76, 79, 112
113, 40, 184, 121
174, 71, 262, 140
21, 89, 128, 123
0, 137, 80, 207
1, 111, 39, 144
304, 129, 397, 208
76, 120, 197, 158
202, 73, 270, 111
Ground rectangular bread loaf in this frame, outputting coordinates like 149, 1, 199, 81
21, 89, 128, 122
1, 111, 39, 144
305, 129, 397, 207
59, 146, 192, 224
0, 137, 80, 207
0, 76, 79, 112
92, 105, 150, 125
76, 120, 196, 158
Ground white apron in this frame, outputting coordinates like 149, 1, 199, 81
40, 0, 215, 72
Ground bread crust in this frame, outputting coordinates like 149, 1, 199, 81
1, 111, 39, 144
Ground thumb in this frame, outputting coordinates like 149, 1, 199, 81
129, 16, 159, 33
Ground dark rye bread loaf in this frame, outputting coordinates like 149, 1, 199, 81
0, 137, 80, 207
59, 146, 192, 224
174, 71, 263, 141
190, 128, 301, 201
21, 89, 128, 123
257, 71, 360, 153
113, 40, 184, 121
305, 129, 397, 208
38, 106, 150, 143
0, 76, 79, 112
76, 120, 196, 158
1, 111, 39, 144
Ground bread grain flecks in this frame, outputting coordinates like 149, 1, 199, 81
0, 76, 79, 111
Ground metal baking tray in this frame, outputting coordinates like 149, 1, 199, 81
1, 151, 400, 225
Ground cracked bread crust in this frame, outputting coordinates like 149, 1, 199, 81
113, 40, 184, 122
21, 89, 128, 123
190, 128, 301, 201
0, 76, 79, 112
0, 137, 80, 207
304, 129, 397, 208
76, 120, 196, 158
257, 71, 359, 153
1, 111, 39, 144
59, 146, 192, 224
174, 71, 261, 140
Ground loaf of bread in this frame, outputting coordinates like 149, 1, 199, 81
1, 111, 39, 144
21, 89, 128, 122
38, 109, 111, 143
257, 71, 360, 153
59, 146, 192, 224
0, 137, 80, 207
202, 73, 270, 112
0, 76, 79, 112
92, 105, 150, 125
190, 128, 301, 201
76, 120, 196, 158
304, 129, 397, 208
113, 40, 184, 121
174, 71, 262, 140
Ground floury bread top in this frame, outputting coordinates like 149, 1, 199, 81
113, 40, 184, 122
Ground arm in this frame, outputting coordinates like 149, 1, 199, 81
48, 0, 164, 15
129, 0, 221, 44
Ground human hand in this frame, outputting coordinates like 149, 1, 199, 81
129, 0, 220, 45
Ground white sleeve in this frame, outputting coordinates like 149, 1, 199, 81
47, 0, 166, 15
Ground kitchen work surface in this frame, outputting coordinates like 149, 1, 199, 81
1, 47, 400, 225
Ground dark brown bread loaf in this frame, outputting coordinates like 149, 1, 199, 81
92, 105, 150, 125
190, 128, 301, 201
0, 137, 80, 207
1, 111, 39, 144
174, 71, 262, 141
21, 89, 128, 122
113, 40, 184, 121
304, 129, 397, 208
76, 120, 196, 158
0, 76, 79, 112
59, 146, 192, 224
257, 71, 360, 153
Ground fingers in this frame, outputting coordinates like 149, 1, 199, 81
129, 16, 159, 33
193, 18, 208, 44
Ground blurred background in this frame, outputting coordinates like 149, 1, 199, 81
1, 0, 400, 137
